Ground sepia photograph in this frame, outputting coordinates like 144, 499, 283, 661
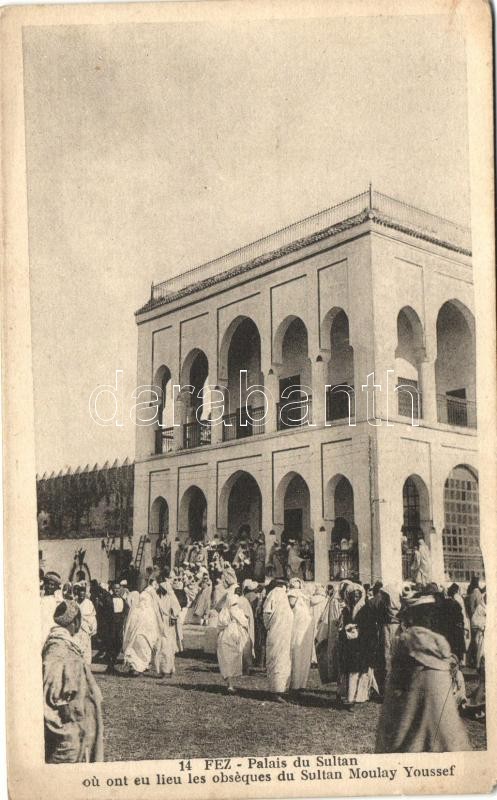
2, 0, 496, 797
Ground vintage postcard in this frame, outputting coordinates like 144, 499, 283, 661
1, 0, 496, 797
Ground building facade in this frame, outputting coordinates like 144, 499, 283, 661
133, 188, 483, 586
37, 459, 135, 582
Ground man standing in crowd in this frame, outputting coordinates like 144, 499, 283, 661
107, 583, 126, 673
90, 580, 114, 667
73, 581, 97, 664
43, 600, 104, 763
40, 571, 63, 646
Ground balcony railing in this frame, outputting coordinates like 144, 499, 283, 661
183, 420, 211, 449
222, 406, 265, 442
326, 384, 355, 422
155, 427, 174, 454
437, 394, 477, 429
329, 548, 359, 581
148, 188, 471, 306
277, 396, 313, 430
442, 551, 485, 582
397, 383, 422, 421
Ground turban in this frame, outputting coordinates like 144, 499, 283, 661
288, 577, 303, 590
44, 571, 62, 587
242, 579, 258, 592
53, 600, 80, 628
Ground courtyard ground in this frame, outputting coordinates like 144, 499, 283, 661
93, 653, 486, 762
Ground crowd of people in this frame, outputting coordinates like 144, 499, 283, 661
39, 544, 486, 763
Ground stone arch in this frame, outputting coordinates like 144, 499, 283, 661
152, 366, 173, 452
273, 315, 308, 366
178, 485, 208, 542
218, 469, 263, 538
149, 496, 169, 536
180, 348, 210, 421
223, 317, 262, 414
274, 471, 312, 543
401, 474, 431, 579
320, 306, 351, 350
395, 307, 425, 420
435, 300, 476, 427
443, 464, 482, 581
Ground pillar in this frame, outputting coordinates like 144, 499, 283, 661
173, 389, 188, 450
264, 368, 279, 433
309, 448, 327, 582
261, 467, 275, 562
206, 471, 217, 541
311, 354, 329, 428
314, 526, 331, 584
210, 383, 227, 445
419, 358, 437, 424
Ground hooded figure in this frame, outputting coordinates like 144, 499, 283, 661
216, 568, 250, 693
43, 601, 104, 763
263, 581, 293, 701
337, 584, 379, 707
376, 592, 472, 753
287, 583, 314, 691
315, 583, 343, 684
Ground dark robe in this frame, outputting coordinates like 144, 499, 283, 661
43, 627, 104, 763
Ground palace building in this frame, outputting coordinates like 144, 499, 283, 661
132, 188, 482, 586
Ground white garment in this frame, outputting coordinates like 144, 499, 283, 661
263, 587, 293, 693
290, 594, 314, 690
154, 591, 182, 675
123, 586, 162, 673
112, 596, 125, 613
216, 586, 250, 679
74, 597, 97, 664
310, 593, 327, 663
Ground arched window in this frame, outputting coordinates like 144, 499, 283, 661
436, 301, 476, 428
395, 307, 423, 422
443, 466, 483, 581
275, 317, 312, 429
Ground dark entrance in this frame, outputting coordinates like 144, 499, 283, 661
283, 508, 303, 542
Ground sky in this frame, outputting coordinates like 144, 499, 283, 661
22, 13, 470, 474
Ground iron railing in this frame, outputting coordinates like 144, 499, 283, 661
326, 384, 355, 422
397, 384, 423, 421
277, 396, 313, 430
155, 427, 174, 454
149, 189, 471, 305
437, 394, 477, 429
442, 551, 485, 582
222, 406, 265, 442
329, 548, 359, 581
183, 420, 211, 449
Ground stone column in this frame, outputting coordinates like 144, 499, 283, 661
314, 526, 331, 584
419, 358, 437, 424
210, 383, 227, 445
173, 389, 189, 450
264, 368, 279, 433
311, 354, 330, 428
206, 471, 218, 541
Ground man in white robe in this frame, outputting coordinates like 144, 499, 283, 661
73, 582, 97, 664
288, 584, 314, 692
216, 568, 250, 693
263, 581, 293, 702
154, 580, 183, 677
123, 583, 162, 675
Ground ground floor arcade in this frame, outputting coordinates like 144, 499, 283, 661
134, 421, 483, 586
